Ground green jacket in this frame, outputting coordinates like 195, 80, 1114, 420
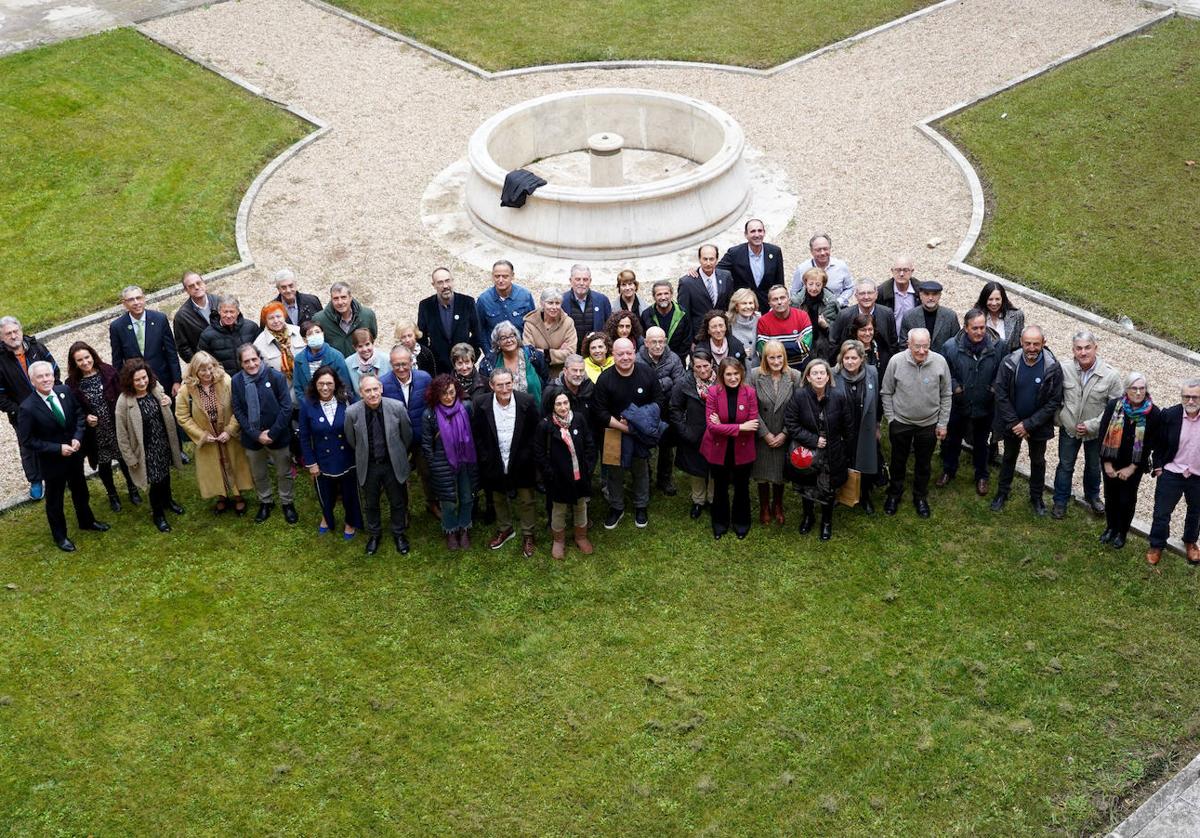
312, 299, 378, 358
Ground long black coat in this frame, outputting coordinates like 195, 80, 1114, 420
784, 385, 853, 489
534, 412, 595, 504
471, 391, 540, 490
669, 377, 710, 478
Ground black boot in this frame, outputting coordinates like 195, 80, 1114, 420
798, 499, 815, 534
860, 483, 874, 515
819, 503, 833, 541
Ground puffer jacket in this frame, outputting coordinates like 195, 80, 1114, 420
198, 315, 261, 375
421, 402, 478, 502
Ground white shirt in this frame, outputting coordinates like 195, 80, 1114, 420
319, 398, 338, 424
492, 395, 517, 471
791, 257, 854, 305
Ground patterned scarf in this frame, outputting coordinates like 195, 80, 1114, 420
553, 411, 580, 480
270, 328, 295, 379
694, 371, 716, 400
1101, 394, 1153, 464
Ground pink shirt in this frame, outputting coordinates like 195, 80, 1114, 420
1166, 411, 1200, 477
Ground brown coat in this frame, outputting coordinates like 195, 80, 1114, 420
115, 384, 183, 490
523, 310, 577, 374
176, 377, 255, 498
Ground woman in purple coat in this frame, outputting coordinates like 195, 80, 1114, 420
700, 359, 759, 540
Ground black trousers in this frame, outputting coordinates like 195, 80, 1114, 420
997, 433, 1049, 500
941, 408, 992, 480
8, 413, 41, 483
711, 461, 752, 536
1149, 470, 1200, 549
887, 422, 936, 502
362, 459, 409, 537
315, 469, 364, 531
1102, 470, 1144, 537
97, 459, 133, 496
148, 475, 173, 517
43, 456, 95, 542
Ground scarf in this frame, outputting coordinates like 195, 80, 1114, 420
435, 399, 476, 471
553, 411, 580, 480
242, 366, 267, 429
454, 371, 476, 394
694, 372, 716, 400
270, 327, 295, 379
1101, 394, 1153, 463
835, 363, 866, 384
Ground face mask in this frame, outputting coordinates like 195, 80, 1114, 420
306, 333, 325, 350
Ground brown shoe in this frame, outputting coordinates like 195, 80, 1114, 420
459, 528, 471, 550
573, 525, 594, 555
1186, 543, 1200, 565
446, 531, 459, 551
489, 527, 515, 550
772, 483, 786, 526
758, 485, 771, 525
551, 528, 566, 560
935, 473, 952, 488
522, 534, 536, 558
1146, 547, 1162, 566
976, 479, 989, 497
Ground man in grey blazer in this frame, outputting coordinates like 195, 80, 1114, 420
344, 375, 413, 555
899, 281, 958, 351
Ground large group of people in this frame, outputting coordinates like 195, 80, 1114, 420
4, 220, 1198, 567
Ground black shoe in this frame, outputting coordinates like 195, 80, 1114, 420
394, 535, 410, 555
1111, 532, 1127, 549
798, 514, 815, 534
914, 499, 931, 519
657, 480, 677, 497
107, 493, 122, 513
1099, 529, 1114, 544
129, 487, 143, 506
861, 496, 875, 515
365, 536, 380, 555
603, 508, 624, 529
735, 529, 749, 540
56, 538, 76, 552
713, 529, 725, 540
81, 521, 110, 532
820, 521, 832, 541
883, 496, 899, 516
1030, 498, 1047, 517
990, 494, 1008, 512
690, 503, 703, 519
179, 451, 190, 465
168, 500, 185, 515
154, 515, 172, 533
282, 504, 298, 525
1051, 503, 1067, 520
254, 502, 273, 523
634, 508, 648, 528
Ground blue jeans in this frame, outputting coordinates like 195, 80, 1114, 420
440, 469, 474, 532
1052, 431, 1101, 506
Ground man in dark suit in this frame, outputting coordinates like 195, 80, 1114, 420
677, 244, 733, 343
562, 264, 612, 354
17, 361, 109, 551
417, 267, 481, 375
272, 268, 323, 328
876, 255, 920, 337
899, 281, 959, 351
472, 367, 541, 557
830, 280, 898, 359
344, 375, 413, 556
719, 219, 785, 312
109, 285, 182, 397
171, 271, 216, 364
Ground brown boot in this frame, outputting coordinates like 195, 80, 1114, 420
573, 525, 594, 555
1146, 547, 1162, 566
772, 483, 786, 526
551, 528, 566, 560
758, 483, 771, 525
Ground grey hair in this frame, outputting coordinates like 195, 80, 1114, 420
855, 279, 877, 292
0, 315, 21, 330
358, 374, 381, 388
1125, 371, 1148, 389
651, 279, 673, 294
540, 287, 561, 304
809, 232, 832, 249
329, 281, 352, 296
27, 360, 54, 377
1021, 325, 1045, 341
215, 294, 240, 311
907, 328, 931, 345
569, 264, 591, 278
563, 353, 585, 367
389, 343, 412, 360
490, 321, 520, 345
273, 268, 296, 286
1181, 378, 1200, 392
120, 285, 144, 300
489, 366, 514, 383
1071, 329, 1099, 346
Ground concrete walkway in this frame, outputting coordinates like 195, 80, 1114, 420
1109, 752, 1200, 837
0, 0, 223, 55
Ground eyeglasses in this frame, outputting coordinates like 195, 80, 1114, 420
1127, 386, 1146, 392
1182, 395, 1200, 401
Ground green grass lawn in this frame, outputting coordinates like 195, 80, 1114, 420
0, 29, 310, 332
2, 465, 1198, 834
326, 0, 938, 70
940, 18, 1200, 350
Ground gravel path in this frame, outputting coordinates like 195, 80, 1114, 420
5, 0, 1194, 540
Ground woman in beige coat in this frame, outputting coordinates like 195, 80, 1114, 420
115, 359, 184, 532
523, 288, 577, 378
176, 351, 254, 515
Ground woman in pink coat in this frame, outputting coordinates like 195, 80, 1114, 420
701, 358, 760, 539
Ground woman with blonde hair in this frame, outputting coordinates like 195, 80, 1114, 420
727, 288, 760, 368
394, 317, 435, 375
176, 350, 254, 515
749, 339, 803, 525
